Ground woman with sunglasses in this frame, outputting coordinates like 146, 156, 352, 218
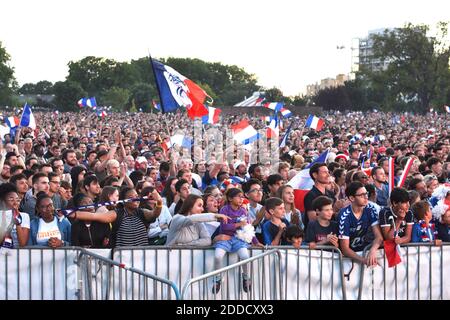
0, 183, 30, 247
29, 192, 71, 247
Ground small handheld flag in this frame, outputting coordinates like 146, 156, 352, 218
19, 103, 36, 129
305, 115, 324, 131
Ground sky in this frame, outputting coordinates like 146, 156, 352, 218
0, 0, 449, 97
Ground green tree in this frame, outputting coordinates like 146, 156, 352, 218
67, 56, 117, 96
101, 87, 130, 111
291, 94, 308, 106
18, 83, 36, 94
264, 87, 285, 102
53, 81, 87, 111
34, 80, 54, 94
0, 41, 16, 105
128, 83, 156, 112
370, 22, 450, 113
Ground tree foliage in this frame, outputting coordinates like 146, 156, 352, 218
0, 41, 16, 105
53, 81, 86, 111
101, 87, 130, 112
369, 22, 450, 113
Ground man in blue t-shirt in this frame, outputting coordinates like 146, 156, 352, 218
338, 181, 383, 266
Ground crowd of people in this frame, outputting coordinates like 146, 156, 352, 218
1, 108, 450, 292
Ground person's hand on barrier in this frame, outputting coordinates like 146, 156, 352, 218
394, 236, 402, 245
309, 242, 317, 250
434, 239, 442, 246
365, 249, 379, 267
254, 242, 265, 248
48, 237, 63, 248
328, 233, 339, 247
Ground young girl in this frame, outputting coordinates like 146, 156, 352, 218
277, 185, 304, 231
212, 188, 262, 294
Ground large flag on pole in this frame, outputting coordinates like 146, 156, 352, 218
287, 149, 330, 212
19, 103, 36, 129
150, 58, 211, 118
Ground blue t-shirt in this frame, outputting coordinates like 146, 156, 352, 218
262, 218, 290, 246
338, 203, 379, 252
374, 183, 389, 207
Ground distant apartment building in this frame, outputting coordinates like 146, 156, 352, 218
357, 28, 393, 72
306, 74, 349, 96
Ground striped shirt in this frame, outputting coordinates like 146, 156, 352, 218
115, 211, 149, 247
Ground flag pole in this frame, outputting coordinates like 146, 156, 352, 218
148, 52, 166, 114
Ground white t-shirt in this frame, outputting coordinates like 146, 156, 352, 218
12, 212, 30, 248
36, 218, 61, 246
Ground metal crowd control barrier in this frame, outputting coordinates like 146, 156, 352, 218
113, 246, 347, 300
357, 243, 450, 300
76, 248, 180, 300
181, 249, 283, 300
0, 246, 82, 300
272, 245, 347, 300
0, 246, 180, 300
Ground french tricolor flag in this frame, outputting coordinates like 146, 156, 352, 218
5, 116, 20, 128
202, 106, 222, 124
266, 116, 279, 139
231, 119, 260, 145
151, 59, 210, 119
305, 115, 324, 131
78, 97, 97, 108
397, 157, 414, 188
264, 102, 283, 112
261, 116, 272, 124
170, 134, 192, 149
19, 103, 36, 130
96, 108, 107, 118
152, 100, 161, 111
287, 149, 330, 212
280, 108, 292, 118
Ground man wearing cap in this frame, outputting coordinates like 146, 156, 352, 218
231, 160, 248, 184
335, 153, 349, 166
135, 156, 148, 173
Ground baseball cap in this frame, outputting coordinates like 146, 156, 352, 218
136, 156, 147, 164
233, 161, 245, 171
